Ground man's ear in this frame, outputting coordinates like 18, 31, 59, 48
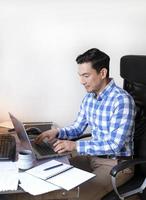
100, 68, 107, 79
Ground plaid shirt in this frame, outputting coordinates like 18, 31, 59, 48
58, 79, 135, 156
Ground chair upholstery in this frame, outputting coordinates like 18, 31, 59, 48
102, 55, 146, 200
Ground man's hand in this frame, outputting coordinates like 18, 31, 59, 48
35, 128, 59, 144
53, 140, 76, 154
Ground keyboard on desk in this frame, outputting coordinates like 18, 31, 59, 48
0, 134, 16, 161
31, 142, 56, 156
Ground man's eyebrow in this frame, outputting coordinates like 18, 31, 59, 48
78, 72, 89, 76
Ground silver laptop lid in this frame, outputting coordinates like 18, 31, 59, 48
9, 112, 36, 158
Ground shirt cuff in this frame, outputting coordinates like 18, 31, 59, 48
76, 140, 86, 155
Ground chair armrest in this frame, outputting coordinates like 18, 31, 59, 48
110, 158, 146, 177
71, 133, 92, 141
110, 159, 146, 200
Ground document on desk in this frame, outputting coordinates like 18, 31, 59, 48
26, 160, 73, 180
19, 173, 60, 195
25, 160, 95, 191
0, 161, 18, 191
47, 166, 95, 190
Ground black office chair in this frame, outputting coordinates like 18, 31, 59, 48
102, 55, 146, 200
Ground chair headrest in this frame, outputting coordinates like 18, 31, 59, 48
120, 55, 146, 85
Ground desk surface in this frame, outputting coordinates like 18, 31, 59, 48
0, 188, 79, 200
0, 127, 79, 200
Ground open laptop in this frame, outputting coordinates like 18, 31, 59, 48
9, 113, 69, 160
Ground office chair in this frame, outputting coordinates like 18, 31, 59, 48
102, 55, 146, 200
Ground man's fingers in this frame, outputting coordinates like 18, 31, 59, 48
53, 140, 73, 153
35, 136, 42, 144
57, 149, 66, 154
53, 140, 62, 147
35, 133, 47, 143
53, 140, 66, 152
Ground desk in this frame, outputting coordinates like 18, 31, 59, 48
0, 127, 79, 200
0, 188, 79, 200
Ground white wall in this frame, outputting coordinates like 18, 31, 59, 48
0, 0, 146, 127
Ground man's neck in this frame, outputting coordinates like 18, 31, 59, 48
95, 78, 110, 96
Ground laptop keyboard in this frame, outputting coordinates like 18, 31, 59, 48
0, 134, 16, 161
32, 142, 56, 156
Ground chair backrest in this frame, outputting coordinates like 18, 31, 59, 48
120, 55, 146, 176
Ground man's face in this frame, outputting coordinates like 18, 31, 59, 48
78, 62, 107, 94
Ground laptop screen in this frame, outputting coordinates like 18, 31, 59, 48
9, 113, 35, 155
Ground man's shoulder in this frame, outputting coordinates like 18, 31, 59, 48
111, 84, 135, 105
106, 79, 130, 100
112, 84, 131, 97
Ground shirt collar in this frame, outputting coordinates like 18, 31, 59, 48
92, 79, 115, 101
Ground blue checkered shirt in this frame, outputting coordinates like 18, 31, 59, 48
58, 79, 135, 156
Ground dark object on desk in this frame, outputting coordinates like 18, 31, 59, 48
26, 127, 42, 135
24, 122, 53, 132
102, 55, 146, 200
8, 128, 15, 132
0, 134, 16, 161
8, 122, 53, 133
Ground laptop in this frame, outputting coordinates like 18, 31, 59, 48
9, 113, 69, 160
0, 133, 16, 161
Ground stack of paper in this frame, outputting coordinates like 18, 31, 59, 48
0, 161, 18, 191
47, 166, 95, 191
26, 160, 74, 180
19, 173, 60, 195
0, 159, 95, 195
24, 160, 95, 191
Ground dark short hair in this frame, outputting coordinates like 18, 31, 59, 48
76, 48, 110, 77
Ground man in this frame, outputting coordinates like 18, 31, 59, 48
36, 48, 135, 200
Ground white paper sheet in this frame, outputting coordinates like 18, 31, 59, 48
19, 173, 60, 195
26, 160, 72, 180
0, 161, 18, 191
47, 167, 95, 190
25, 159, 95, 191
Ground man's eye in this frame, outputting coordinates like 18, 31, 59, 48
84, 75, 89, 78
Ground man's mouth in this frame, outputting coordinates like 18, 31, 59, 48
85, 86, 90, 89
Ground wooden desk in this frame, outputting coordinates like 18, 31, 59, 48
0, 187, 79, 200
0, 127, 79, 200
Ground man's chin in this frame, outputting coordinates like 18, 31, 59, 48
84, 86, 93, 93
85, 88, 93, 93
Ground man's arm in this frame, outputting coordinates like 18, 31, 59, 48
76, 95, 135, 156
57, 97, 88, 140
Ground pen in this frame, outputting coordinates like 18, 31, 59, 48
43, 163, 63, 171
45, 165, 74, 180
